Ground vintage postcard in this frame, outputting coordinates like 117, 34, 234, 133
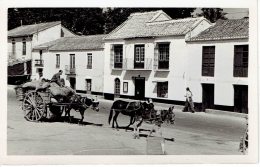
0, 0, 258, 165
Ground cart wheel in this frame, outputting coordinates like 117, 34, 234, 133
22, 91, 46, 122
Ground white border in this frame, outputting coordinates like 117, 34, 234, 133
0, 0, 258, 165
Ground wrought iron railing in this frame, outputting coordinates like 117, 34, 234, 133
122, 58, 152, 70
35, 59, 44, 67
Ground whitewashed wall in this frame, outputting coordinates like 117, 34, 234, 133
32, 49, 104, 94
103, 36, 189, 102
8, 23, 75, 60
8, 37, 33, 60
186, 39, 249, 106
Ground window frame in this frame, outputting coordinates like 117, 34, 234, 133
202, 46, 215, 77
233, 45, 248, 77
135, 45, 145, 63
113, 45, 123, 68
157, 81, 168, 98
158, 43, 170, 69
22, 39, 26, 55
87, 53, 92, 69
56, 54, 60, 68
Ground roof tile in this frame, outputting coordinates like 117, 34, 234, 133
189, 18, 249, 41
8, 21, 61, 37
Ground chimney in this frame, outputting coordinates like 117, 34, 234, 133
20, 20, 23, 26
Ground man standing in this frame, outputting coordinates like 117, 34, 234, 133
51, 70, 63, 86
183, 87, 196, 113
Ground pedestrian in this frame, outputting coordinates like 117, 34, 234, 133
50, 70, 63, 87
183, 87, 196, 113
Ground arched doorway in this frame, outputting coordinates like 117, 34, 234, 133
114, 78, 120, 97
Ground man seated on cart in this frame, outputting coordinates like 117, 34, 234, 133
51, 70, 63, 87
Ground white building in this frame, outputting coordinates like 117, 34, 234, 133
186, 18, 249, 113
8, 21, 75, 61
102, 10, 212, 105
32, 35, 106, 95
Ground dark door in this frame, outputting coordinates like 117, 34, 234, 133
202, 84, 214, 110
134, 45, 145, 69
70, 77, 76, 90
234, 85, 248, 113
135, 77, 145, 100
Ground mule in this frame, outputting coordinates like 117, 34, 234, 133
108, 100, 147, 129
133, 106, 175, 139
63, 94, 100, 123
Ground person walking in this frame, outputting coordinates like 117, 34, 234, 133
183, 87, 196, 113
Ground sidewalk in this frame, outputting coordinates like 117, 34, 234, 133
8, 85, 247, 119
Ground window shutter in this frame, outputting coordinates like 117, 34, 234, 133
154, 43, 158, 70
110, 45, 114, 69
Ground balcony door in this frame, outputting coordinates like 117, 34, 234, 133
134, 45, 145, 68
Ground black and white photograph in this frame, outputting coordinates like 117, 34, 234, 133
0, 0, 259, 165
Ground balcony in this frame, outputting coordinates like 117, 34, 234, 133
123, 58, 152, 70
65, 65, 76, 75
35, 59, 44, 67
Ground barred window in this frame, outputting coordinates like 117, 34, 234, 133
234, 45, 248, 77
158, 43, 170, 69
22, 39, 26, 55
56, 54, 60, 68
157, 82, 168, 98
202, 46, 215, 76
87, 53, 92, 69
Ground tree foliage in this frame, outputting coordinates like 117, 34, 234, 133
197, 8, 227, 23
8, 8, 196, 35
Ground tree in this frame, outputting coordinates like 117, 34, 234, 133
197, 8, 227, 23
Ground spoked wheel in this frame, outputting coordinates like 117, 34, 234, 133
22, 91, 46, 122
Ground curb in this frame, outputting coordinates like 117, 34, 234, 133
205, 109, 247, 118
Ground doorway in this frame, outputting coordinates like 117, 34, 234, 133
234, 85, 248, 113
69, 77, 76, 90
86, 79, 92, 94
135, 77, 145, 100
114, 78, 120, 98
202, 84, 214, 110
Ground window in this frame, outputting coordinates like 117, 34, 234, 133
114, 45, 123, 68
114, 78, 120, 96
234, 45, 248, 77
56, 54, 60, 68
202, 46, 215, 76
87, 53, 92, 69
157, 82, 168, 98
70, 54, 75, 69
158, 43, 170, 69
135, 45, 145, 62
22, 38, 26, 55
11, 39, 16, 58
134, 45, 145, 68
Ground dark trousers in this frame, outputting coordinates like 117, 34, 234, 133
183, 98, 196, 113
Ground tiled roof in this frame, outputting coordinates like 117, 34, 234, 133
189, 18, 249, 41
8, 21, 61, 37
34, 34, 106, 51
105, 10, 206, 40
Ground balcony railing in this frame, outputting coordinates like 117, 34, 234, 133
65, 65, 76, 75
35, 59, 44, 67
123, 58, 152, 70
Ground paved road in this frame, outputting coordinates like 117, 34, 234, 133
7, 86, 247, 155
